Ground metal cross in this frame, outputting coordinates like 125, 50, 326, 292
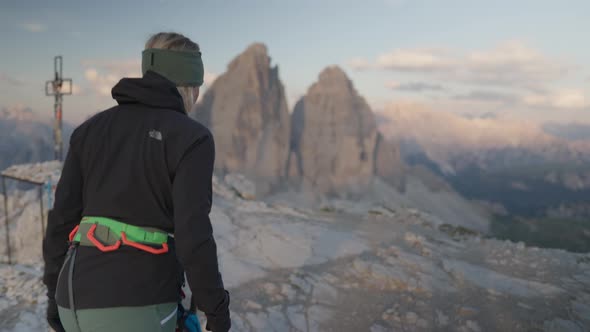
45, 56, 72, 161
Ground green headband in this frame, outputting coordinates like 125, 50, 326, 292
142, 48, 204, 86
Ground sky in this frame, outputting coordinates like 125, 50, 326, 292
0, 0, 589, 125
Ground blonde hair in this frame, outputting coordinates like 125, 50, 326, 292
144, 32, 200, 113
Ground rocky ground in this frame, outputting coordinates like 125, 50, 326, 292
1, 174, 589, 331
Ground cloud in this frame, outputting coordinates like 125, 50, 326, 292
461, 112, 498, 120
84, 69, 99, 82
462, 41, 568, 87
452, 88, 588, 110
388, 81, 446, 92
0, 73, 25, 86
81, 59, 142, 78
71, 83, 83, 95
20, 22, 46, 32
454, 90, 518, 103
83, 67, 121, 96
349, 41, 571, 89
376, 48, 453, 72
523, 89, 589, 110
81, 59, 142, 96
350, 48, 452, 73
385, 81, 399, 89
347, 58, 372, 70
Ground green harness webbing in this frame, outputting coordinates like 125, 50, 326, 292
73, 216, 168, 247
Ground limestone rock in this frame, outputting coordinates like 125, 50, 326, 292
289, 66, 377, 194
374, 133, 405, 190
193, 43, 291, 190
224, 173, 256, 200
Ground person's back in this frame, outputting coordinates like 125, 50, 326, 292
43, 32, 230, 332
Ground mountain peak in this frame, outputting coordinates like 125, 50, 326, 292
244, 42, 268, 57
290, 65, 378, 193
1, 104, 39, 122
227, 43, 271, 72
313, 65, 355, 94
193, 42, 290, 189
318, 65, 349, 83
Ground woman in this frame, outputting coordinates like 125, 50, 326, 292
42, 32, 230, 332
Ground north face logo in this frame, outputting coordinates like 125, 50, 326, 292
149, 130, 163, 141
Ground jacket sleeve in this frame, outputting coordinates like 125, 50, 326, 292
43, 131, 84, 300
172, 134, 230, 332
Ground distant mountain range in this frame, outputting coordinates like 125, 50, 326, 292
376, 102, 590, 219
543, 122, 590, 141
0, 104, 72, 171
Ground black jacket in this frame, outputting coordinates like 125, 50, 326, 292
42, 70, 230, 331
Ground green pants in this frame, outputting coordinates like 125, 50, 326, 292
58, 303, 177, 332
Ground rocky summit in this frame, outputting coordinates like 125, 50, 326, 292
192, 43, 291, 192
1, 170, 589, 332
289, 66, 378, 194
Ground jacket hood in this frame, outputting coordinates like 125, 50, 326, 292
111, 70, 185, 113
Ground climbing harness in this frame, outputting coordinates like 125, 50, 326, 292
67, 217, 202, 331
69, 216, 169, 254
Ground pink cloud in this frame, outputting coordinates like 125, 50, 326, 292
348, 41, 571, 89
20, 22, 46, 32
